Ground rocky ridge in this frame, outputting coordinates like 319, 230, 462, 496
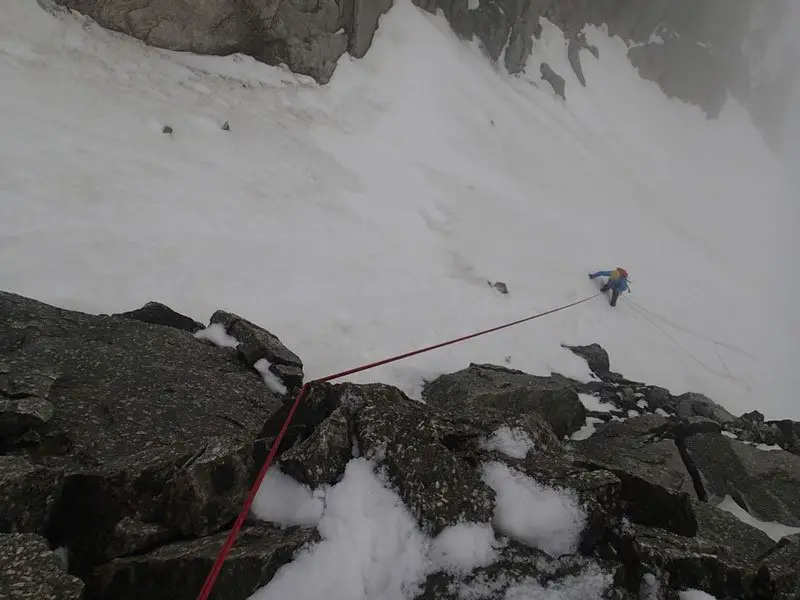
2, 290, 799, 599
41, 0, 791, 143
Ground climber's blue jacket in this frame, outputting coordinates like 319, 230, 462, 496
589, 268, 630, 292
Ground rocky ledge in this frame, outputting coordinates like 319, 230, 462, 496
1, 290, 799, 599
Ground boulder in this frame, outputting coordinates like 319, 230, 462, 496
280, 380, 562, 536
628, 39, 728, 119
0, 360, 58, 439
0, 290, 285, 570
565, 343, 611, 377
768, 419, 800, 456
422, 363, 586, 439
540, 62, 566, 100
52, 0, 351, 83
210, 310, 303, 389
728, 411, 785, 448
691, 499, 775, 565
421, 540, 613, 599
684, 433, 800, 526
278, 405, 353, 487
574, 414, 699, 535
0, 456, 63, 534
85, 524, 317, 600
755, 533, 800, 599
0, 533, 84, 600
113, 301, 204, 333
645, 386, 673, 412
609, 520, 759, 600
675, 392, 735, 424
350, 383, 497, 534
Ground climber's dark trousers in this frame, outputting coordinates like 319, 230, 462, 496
600, 283, 620, 307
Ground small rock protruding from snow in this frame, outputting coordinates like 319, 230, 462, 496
540, 63, 566, 100
161, 124, 173, 135
487, 280, 509, 295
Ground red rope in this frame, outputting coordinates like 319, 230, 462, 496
195, 292, 600, 600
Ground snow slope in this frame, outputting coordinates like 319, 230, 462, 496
0, 0, 795, 419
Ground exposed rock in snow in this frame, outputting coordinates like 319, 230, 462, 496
540, 62, 566, 100
422, 363, 586, 439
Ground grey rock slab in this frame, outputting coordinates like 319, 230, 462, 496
0, 533, 84, 600
422, 363, 586, 439
85, 524, 317, 600
0, 455, 63, 534
685, 433, 800, 526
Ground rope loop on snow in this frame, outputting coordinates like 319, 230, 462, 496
195, 292, 600, 600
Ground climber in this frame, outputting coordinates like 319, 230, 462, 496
588, 267, 630, 307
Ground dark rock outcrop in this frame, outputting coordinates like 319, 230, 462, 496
540, 62, 566, 100
565, 343, 611, 377
210, 310, 303, 390
278, 405, 352, 487
51, 0, 352, 83
0, 291, 288, 572
675, 392, 735, 424
767, 419, 800, 456
85, 524, 316, 600
0, 396, 54, 438
692, 499, 775, 564
0, 456, 63, 534
684, 433, 800, 525
756, 533, 800, 599
350, 0, 394, 58
0, 533, 84, 599
114, 301, 204, 333
609, 520, 760, 600
575, 414, 699, 535
422, 363, 586, 439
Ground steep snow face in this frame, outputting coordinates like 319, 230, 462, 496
0, 0, 794, 418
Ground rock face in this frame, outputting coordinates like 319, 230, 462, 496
422, 363, 586, 439
210, 310, 303, 390
575, 414, 699, 535
0, 456, 63, 534
46, 0, 782, 144
0, 533, 84, 600
51, 0, 391, 83
565, 343, 611, 377
675, 392, 735, 424
540, 62, 566, 99
85, 524, 316, 600
114, 301, 204, 333
685, 433, 800, 525
0, 290, 288, 575
3, 293, 798, 600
